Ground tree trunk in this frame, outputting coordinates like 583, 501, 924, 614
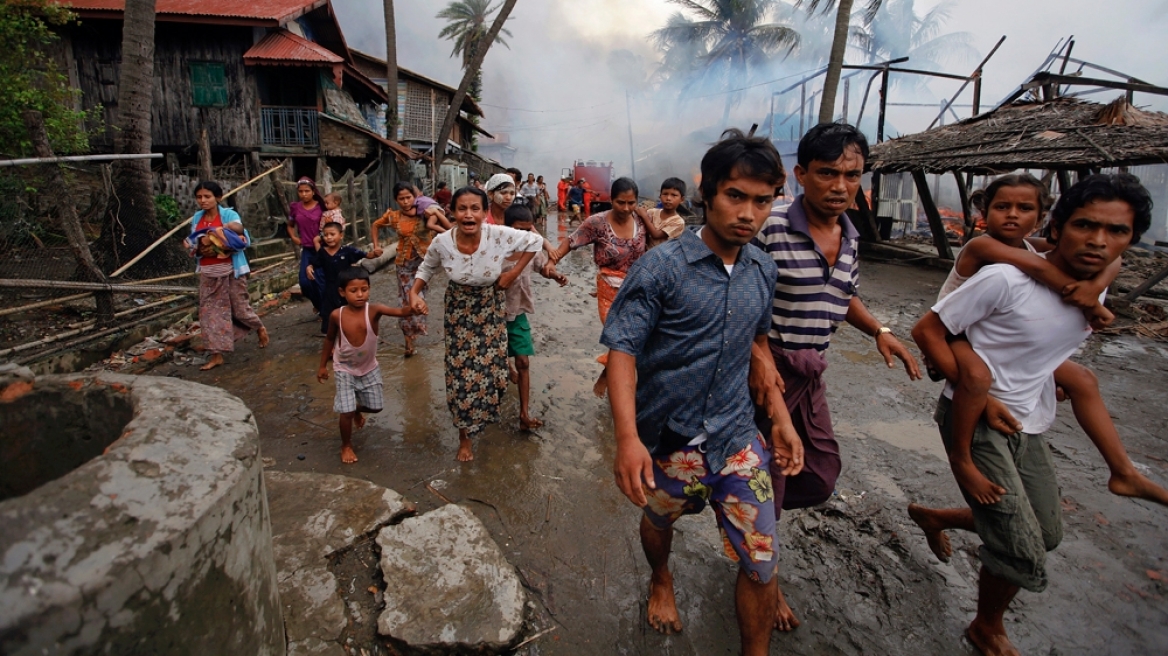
101, 0, 172, 274
384, 0, 398, 133
24, 110, 115, 324
818, 0, 854, 124
431, 0, 519, 180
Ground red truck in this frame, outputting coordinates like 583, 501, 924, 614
562, 160, 615, 213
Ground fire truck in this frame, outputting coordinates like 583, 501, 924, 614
562, 160, 614, 212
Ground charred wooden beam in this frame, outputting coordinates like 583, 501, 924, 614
911, 170, 954, 260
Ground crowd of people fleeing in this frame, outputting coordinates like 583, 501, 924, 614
187, 124, 1168, 656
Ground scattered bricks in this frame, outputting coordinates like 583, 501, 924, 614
141, 348, 165, 362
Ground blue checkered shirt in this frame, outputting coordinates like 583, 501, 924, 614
600, 229, 778, 473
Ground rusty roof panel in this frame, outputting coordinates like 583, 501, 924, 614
244, 29, 343, 65
65, 0, 327, 24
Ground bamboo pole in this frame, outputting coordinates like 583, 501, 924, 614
0, 292, 92, 318
0, 271, 200, 318
0, 153, 162, 167
0, 279, 196, 294
66, 294, 189, 329
109, 161, 287, 278
10, 303, 198, 364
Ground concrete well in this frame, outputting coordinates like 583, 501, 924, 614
0, 371, 285, 656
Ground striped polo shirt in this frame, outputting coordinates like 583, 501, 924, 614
752, 195, 860, 351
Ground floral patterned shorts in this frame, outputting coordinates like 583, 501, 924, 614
642, 435, 778, 583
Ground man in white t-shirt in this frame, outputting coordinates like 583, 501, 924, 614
907, 174, 1152, 656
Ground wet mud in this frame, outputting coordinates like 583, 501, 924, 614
148, 214, 1168, 655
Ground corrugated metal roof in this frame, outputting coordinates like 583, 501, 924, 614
65, 0, 327, 24
243, 29, 343, 65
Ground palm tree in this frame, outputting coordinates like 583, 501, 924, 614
101, 0, 172, 273
436, 0, 512, 100
384, 0, 398, 131
797, 0, 883, 123
651, 0, 800, 125
431, 0, 518, 180
849, 0, 977, 87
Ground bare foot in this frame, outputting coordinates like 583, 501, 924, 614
774, 583, 801, 632
353, 412, 366, 429
519, 416, 544, 431
908, 503, 953, 563
257, 327, 270, 348
951, 458, 1007, 505
509, 367, 519, 384
647, 572, 683, 634
1109, 470, 1168, 507
341, 445, 358, 464
404, 336, 415, 358
200, 353, 225, 371
457, 437, 475, 462
592, 372, 608, 398
965, 622, 1020, 656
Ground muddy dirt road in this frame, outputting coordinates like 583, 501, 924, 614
149, 213, 1168, 655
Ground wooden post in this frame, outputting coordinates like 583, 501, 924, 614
347, 174, 357, 242
955, 170, 975, 244
198, 128, 213, 181
1123, 263, 1168, 302
23, 110, 115, 325
851, 189, 881, 243
912, 170, 954, 260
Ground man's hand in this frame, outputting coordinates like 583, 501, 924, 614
316, 366, 329, 383
613, 438, 656, 507
770, 422, 804, 477
875, 332, 922, 380
984, 395, 1022, 434
749, 339, 784, 406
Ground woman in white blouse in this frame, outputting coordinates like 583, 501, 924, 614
410, 186, 543, 462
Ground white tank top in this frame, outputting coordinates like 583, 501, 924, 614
937, 240, 1038, 302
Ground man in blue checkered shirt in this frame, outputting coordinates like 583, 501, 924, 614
601, 129, 803, 656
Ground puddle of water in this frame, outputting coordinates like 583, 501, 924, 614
848, 419, 948, 462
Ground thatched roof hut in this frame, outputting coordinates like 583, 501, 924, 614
869, 96, 1168, 174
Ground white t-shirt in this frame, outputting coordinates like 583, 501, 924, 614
520, 182, 540, 198
415, 223, 543, 287
933, 263, 1100, 434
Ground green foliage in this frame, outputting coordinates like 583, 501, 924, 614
0, 172, 47, 247
154, 194, 182, 229
0, 0, 99, 157
436, 0, 512, 68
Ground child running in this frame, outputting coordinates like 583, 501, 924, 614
312, 193, 347, 251
502, 204, 568, 430
914, 173, 1168, 533
316, 267, 413, 463
308, 222, 383, 335
643, 177, 688, 249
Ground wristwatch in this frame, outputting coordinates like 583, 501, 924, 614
874, 326, 893, 338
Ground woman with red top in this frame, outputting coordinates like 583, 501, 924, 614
287, 177, 325, 313
188, 181, 268, 371
549, 177, 666, 395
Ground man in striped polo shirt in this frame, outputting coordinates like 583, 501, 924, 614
750, 122, 922, 631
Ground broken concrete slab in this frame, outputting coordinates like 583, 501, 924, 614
265, 472, 415, 650
376, 503, 527, 653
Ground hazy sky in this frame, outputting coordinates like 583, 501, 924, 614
333, 0, 1168, 180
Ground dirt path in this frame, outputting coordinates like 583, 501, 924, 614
149, 215, 1168, 655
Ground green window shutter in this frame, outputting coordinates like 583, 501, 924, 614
191, 63, 228, 107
